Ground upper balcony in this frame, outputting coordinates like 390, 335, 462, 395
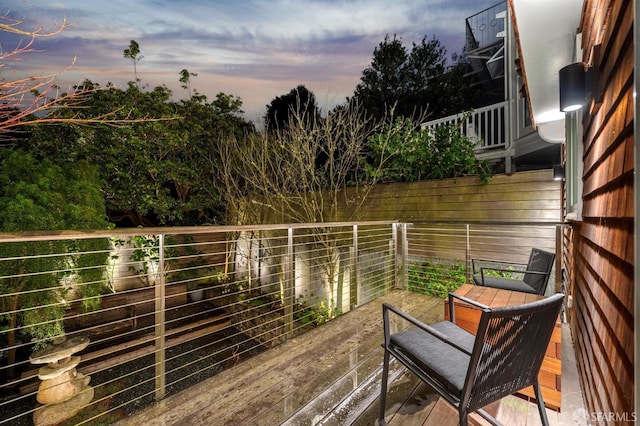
421, 101, 510, 158
465, 2, 507, 56
420, 96, 557, 170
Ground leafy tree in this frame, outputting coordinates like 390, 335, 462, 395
0, 150, 111, 368
211, 92, 245, 116
352, 35, 410, 120
404, 37, 447, 116
179, 68, 198, 97
264, 85, 321, 133
164, 92, 254, 225
25, 81, 254, 226
123, 39, 143, 85
353, 34, 476, 121
430, 58, 479, 118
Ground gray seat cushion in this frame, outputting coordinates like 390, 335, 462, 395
389, 321, 475, 397
472, 274, 537, 294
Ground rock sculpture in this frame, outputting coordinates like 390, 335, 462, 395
29, 335, 94, 426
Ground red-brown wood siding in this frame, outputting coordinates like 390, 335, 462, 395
568, 0, 635, 418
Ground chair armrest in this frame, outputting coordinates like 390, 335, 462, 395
479, 266, 525, 276
448, 292, 491, 309
482, 267, 547, 275
382, 302, 471, 355
447, 292, 491, 324
471, 258, 527, 273
478, 267, 549, 285
472, 258, 527, 267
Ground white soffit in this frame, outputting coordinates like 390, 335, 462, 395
511, 0, 583, 143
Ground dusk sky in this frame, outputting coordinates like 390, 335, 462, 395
3, 0, 499, 123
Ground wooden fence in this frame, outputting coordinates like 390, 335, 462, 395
339, 169, 561, 224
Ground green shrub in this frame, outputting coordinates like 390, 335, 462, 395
0, 151, 111, 355
365, 117, 492, 184
293, 295, 341, 325
407, 260, 465, 298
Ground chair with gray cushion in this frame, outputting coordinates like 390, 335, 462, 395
379, 292, 564, 426
472, 248, 555, 295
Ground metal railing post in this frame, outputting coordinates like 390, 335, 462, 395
154, 233, 166, 401
351, 225, 359, 308
387, 238, 394, 294
556, 225, 563, 294
403, 224, 409, 290
392, 223, 398, 289
466, 224, 471, 283
395, 223, 408, 290
284, 228, 294, 337
391, 223, 398, 289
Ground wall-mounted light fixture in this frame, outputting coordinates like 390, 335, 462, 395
559, 63, 586, 112
553, 165, 565, 181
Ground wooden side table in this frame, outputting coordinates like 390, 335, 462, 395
444, 284, 562, 410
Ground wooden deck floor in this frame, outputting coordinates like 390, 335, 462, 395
355, 371, 566, 426
114, 290, 584, 426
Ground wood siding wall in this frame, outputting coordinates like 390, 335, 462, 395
568, 0, 635, 418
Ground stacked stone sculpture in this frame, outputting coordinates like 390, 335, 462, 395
29, 335, 94, 426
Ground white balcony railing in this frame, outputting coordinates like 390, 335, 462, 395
421, 101, 510, 152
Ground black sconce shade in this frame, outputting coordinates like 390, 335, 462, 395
559, 63, 586, 112
553, 165, 565, 181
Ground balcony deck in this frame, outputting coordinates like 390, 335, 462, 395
115, 290, 585, 426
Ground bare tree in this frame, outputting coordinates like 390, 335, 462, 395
0, 16, 172, 143
222, 100, 383, 224
0, 14, 71, 141
220, 100, 422, 316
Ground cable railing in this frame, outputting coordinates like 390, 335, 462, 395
0, 222, 398, 425
404, 222, 561, 299
0, 220, 561, 425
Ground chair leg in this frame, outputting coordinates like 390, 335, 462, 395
378, 350, 390, 425
533, 381, 550, 426
476, 407, 501, 425
459, 409, 468, 426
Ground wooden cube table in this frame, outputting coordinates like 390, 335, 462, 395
444, 284, 562, 410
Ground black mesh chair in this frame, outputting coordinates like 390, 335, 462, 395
379, 292, 564, 426
472, 248, 556, 295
